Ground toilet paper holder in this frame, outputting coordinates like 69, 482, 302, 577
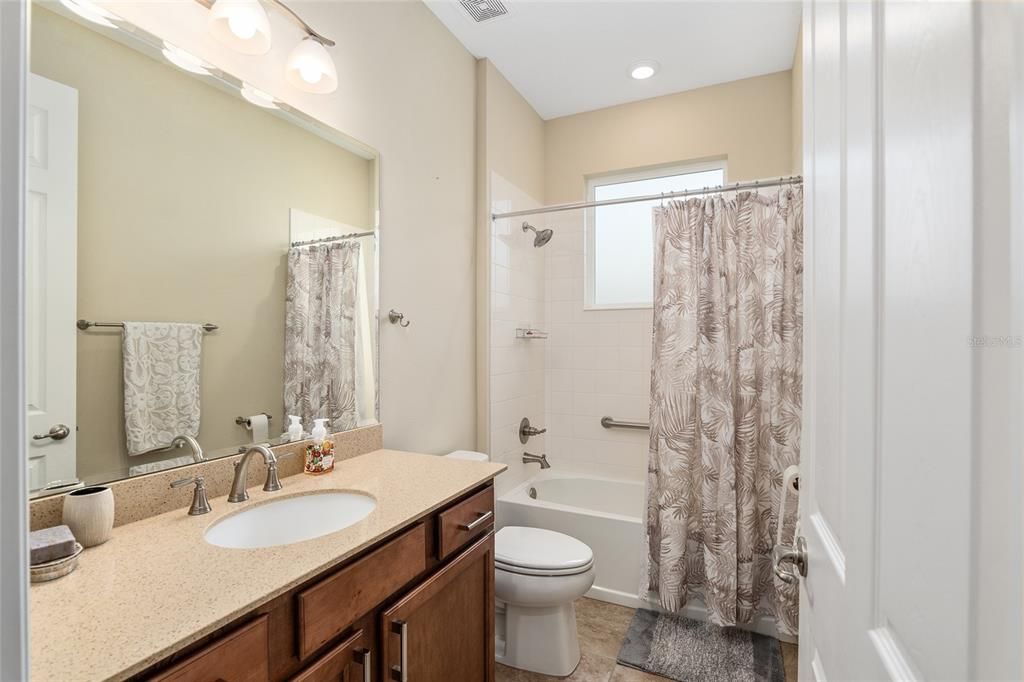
235, 413, 272, 428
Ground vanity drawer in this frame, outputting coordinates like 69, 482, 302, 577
437, 486, 494, 561
297, 523, 426, 660
290, 628, 370, 682
149, 614, 269, 682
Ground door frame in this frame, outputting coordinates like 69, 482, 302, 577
0, 0, 28, 679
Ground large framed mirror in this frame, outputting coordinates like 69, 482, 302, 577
27, 0, 380, 496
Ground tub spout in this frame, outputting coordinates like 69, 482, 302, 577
523, 452, 550, 469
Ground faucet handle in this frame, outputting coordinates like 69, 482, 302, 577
170, 476, 212, 516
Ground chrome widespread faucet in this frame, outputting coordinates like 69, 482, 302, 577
228, 444, 282, 503
170, 434, 205, 463
522, 452, 550, 469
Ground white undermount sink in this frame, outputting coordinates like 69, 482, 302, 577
203, 491, 376, 549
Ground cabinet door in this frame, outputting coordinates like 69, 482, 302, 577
380, 533, 494, 682
290, 628, 372, 682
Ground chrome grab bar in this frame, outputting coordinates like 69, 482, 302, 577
600, 416, 649, 430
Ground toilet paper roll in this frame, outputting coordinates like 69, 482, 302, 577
776, 464, 801, 546
246, 414, 269, 443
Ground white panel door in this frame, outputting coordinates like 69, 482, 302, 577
26, 74, 77, 492
796, 1, 1022, 680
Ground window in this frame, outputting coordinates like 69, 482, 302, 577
585, 161, 726, 309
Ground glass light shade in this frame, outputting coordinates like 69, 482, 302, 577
161, 42, 210, 76
240, 83, 278, 109
60, 0, 117, 28
285, 38, 338, 94
207, 0, 271, 55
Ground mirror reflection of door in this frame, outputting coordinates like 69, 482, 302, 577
26, 73, 78, 493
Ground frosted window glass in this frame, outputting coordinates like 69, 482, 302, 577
590, 167, 724, 307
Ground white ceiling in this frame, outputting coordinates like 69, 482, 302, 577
424, 0, 801, 120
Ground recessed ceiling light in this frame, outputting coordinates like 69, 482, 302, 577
240, 83, 278, 109
630, 60, 659, 80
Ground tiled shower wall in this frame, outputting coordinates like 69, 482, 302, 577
542, 211, 651, 482
489, 173, 546, 496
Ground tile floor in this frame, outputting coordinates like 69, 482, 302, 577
495, 598, 799, 682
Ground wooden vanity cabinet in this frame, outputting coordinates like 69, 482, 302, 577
138, 483, 495, 682
380, 533, 495, 682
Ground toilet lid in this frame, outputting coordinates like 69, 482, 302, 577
495, 526, 594, 573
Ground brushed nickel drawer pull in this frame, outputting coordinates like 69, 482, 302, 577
356, 647, 371, 682
391, 620, 408, 682
458, 510, 493, 531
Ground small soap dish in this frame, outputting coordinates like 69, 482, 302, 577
515, 328, 549, 339
30, 543, 83, 583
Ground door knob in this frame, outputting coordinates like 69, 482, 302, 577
772, 536, 807, 584
33, 424, 71, 441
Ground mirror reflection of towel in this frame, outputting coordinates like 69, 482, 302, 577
122, 322, 202, 456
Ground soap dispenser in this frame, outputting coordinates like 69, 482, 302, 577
311, 418, 328, 443
304, 419, 334, 475
286, 415, 303, 442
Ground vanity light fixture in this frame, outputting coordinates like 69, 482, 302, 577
161, 42, 211, 76
285, 37, 338, 94
207, 0, 272, 54
240, 82, 278, 109
630, 60, 659, 80
59, 0, 117, 28
198, 0, 338, 94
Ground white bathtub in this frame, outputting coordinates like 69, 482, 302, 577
497, 470, 646, 608
498, 469, 795, 641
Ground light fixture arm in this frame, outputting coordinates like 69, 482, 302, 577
265, 0, 334, 47
196, 0, 335, 47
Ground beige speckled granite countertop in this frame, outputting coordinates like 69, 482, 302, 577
29, 449, 505, 682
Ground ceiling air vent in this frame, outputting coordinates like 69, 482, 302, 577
459, 0, 508, 23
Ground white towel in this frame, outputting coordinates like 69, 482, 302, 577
123, 322, 202, 456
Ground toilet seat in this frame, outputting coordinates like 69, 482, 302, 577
495, 527, 594, 577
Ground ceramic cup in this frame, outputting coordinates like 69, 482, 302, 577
62, 486, 114, 548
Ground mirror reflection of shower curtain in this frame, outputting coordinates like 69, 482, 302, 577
643, 187, 803, 637
284, 241, 360, 432
353, 240, 378, 426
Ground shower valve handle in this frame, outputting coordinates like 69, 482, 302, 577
519, 417, 546, 443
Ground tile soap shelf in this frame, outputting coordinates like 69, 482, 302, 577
516, 328, 549, 339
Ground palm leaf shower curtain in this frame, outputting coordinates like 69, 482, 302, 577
643, 187, 803, 636
284, 241, 360, 432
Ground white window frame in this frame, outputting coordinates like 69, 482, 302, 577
584, 159, 728, 310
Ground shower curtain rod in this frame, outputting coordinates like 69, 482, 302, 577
490, 175, 803, 220
290, 231, 375, 247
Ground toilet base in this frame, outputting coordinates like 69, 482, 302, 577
496, 600, 582, 677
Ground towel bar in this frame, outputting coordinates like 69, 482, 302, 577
77, 319, 218, 332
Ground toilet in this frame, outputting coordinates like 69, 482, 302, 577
445, 451, 596, 677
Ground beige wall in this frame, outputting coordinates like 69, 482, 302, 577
31, 7, 373, 481
544, 70, 794, 202
792, 28, 804, 173
475, 59, 546, 490
100, 0, 478, 455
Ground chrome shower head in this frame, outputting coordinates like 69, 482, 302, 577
522, 222, 554, 248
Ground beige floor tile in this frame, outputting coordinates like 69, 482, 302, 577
496, 651, 617, 681
574, 597, 636, 660
780, 642, 798, 682
609, 664, 672, 681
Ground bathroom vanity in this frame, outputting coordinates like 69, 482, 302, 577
29, 450, 505, 682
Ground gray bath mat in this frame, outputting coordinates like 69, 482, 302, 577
616, 608, 784, 682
